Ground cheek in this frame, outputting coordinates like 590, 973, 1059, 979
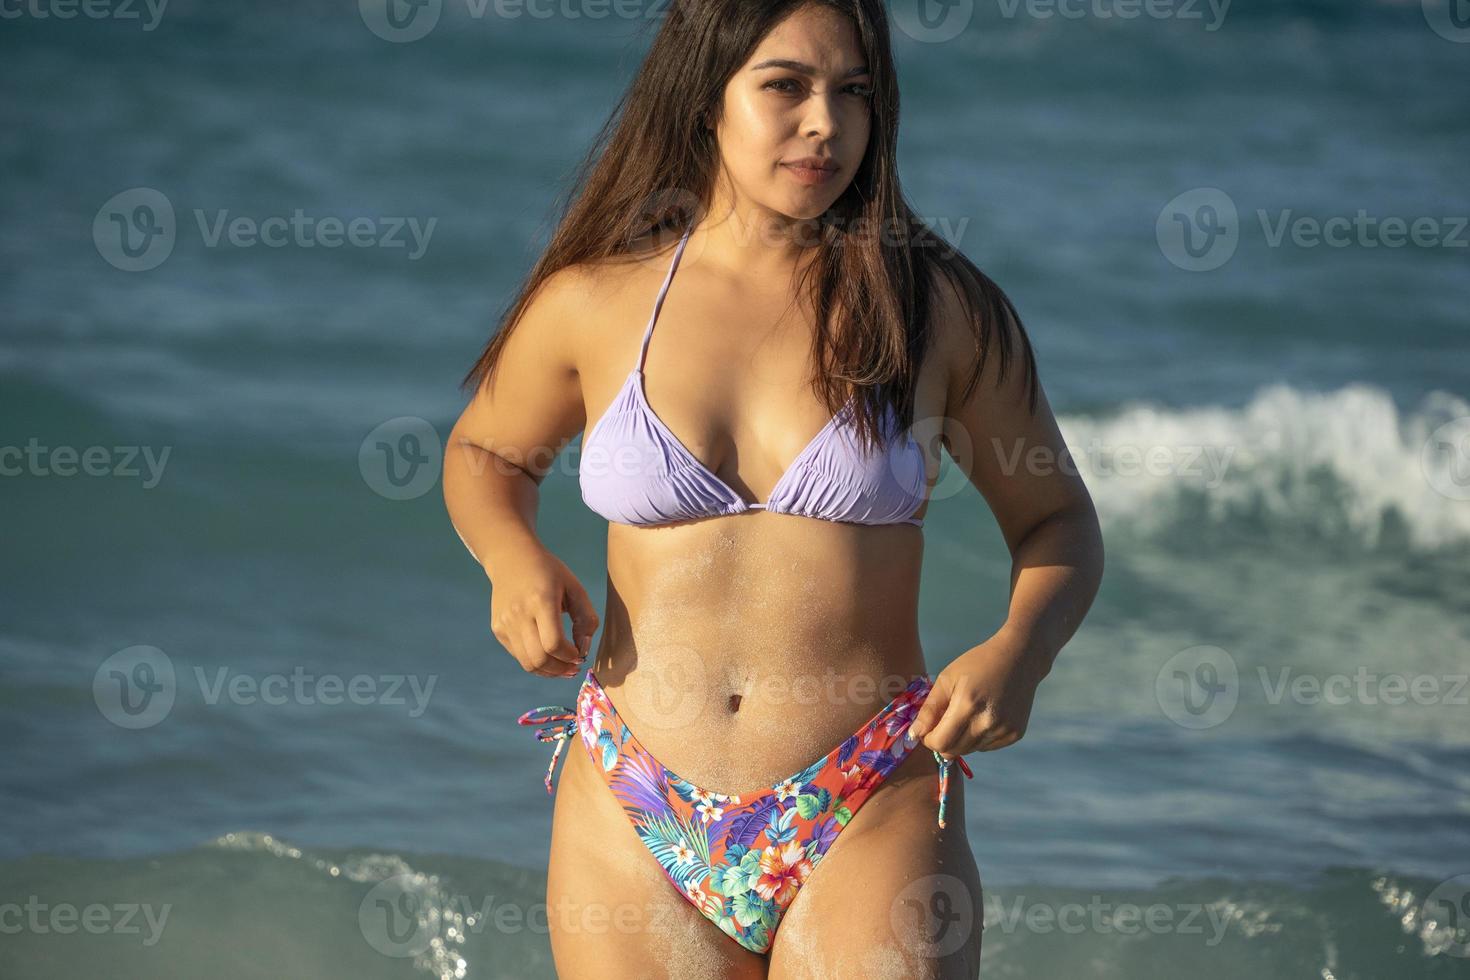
722, 91, 787, 169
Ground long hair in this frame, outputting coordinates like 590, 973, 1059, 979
460, 0, 1039, 451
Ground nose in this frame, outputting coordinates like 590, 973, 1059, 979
801, 90, 842, 141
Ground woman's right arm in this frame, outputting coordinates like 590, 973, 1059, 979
442, 267, 601, 678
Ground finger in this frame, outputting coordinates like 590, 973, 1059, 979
515, 615, 556, 673
909, 682, 950, 741
563, 580, 601, 658
923, 694, 976, 758
533, 597, 582, 669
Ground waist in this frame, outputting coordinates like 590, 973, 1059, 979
594, 520, 925, 787
587, 634, 927, 796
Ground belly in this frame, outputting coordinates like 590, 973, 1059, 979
589, 515, 926, 798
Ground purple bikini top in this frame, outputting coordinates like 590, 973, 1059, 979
578, 226, 926, 528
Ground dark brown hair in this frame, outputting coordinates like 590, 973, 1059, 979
461, 0, 1039, 451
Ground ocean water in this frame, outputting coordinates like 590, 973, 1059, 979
2, 1, 1468, 978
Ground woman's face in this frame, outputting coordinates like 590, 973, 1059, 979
713, 4, 873, 226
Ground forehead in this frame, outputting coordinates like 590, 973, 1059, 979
743, 5, 866, 72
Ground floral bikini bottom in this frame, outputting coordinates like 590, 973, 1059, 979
516, 668, 973, 955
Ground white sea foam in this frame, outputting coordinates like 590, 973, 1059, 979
1054, 383, 1470, 551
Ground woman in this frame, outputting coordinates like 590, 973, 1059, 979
443, 1, 1103, 976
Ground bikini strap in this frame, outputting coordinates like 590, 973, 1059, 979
933, 749, 975, 829
636, 225, 694, 373
517, 704, 579, 795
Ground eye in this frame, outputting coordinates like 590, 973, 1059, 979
763, 78, 872, 98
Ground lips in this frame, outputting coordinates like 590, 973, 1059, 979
783, 157, 837, 172
781, 158, 839, 186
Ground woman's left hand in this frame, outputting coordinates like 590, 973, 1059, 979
909, 628, 1048, 758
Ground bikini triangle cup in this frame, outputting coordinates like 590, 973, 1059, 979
578, 224, 928, 528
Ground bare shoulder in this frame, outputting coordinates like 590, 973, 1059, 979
526, 227, 686, 378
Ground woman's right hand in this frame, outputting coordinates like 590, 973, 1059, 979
487, 546, 601, 678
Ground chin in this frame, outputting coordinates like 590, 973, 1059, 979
778, 197, 838, 222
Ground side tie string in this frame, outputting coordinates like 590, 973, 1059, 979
932, 750, 975, 829
516, 705, 578, 795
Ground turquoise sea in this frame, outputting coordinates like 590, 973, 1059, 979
2, 1, 1468, 977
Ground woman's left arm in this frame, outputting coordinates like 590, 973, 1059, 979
909, 273, 1105, 755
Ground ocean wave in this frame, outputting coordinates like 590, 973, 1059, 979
0, 835, 1464, 979
1054, 382, 1470, 552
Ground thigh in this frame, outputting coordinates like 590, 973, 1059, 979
544, 736, 770, 980
766, 747, 984, 980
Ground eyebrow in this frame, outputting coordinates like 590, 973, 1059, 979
748, 59, 870, 78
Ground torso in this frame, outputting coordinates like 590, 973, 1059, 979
573, 228, 949, 796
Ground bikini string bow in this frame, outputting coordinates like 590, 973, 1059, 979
931, 750, 975, 830
517, 705, 579, 795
